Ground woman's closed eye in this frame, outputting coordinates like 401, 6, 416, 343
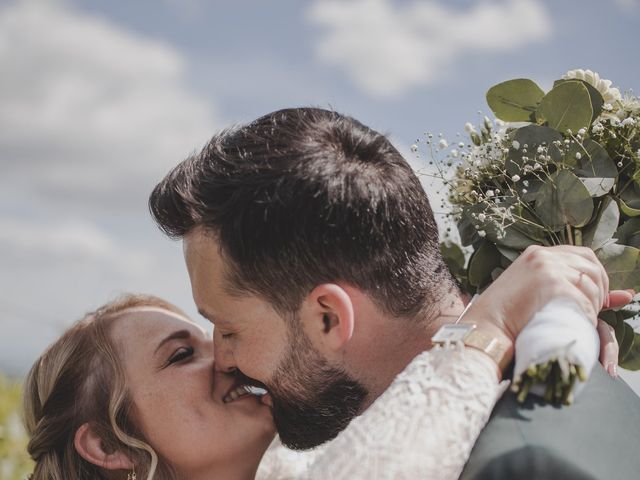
167, 346, 194, 365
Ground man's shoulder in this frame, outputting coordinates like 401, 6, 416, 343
461, 365, 640, 480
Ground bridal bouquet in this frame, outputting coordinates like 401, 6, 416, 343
427, 69, 640, 404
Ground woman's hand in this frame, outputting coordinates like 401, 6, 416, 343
463, 245, 634, 373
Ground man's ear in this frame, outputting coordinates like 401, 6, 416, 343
74, 423, 134, 471
301, 284, 355, 351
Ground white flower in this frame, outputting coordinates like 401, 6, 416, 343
603, 103, 613, 111
577, 128, 586, 136
621, 117, 636, 127
458, 142, 465, 148
592, 122, 605, 134
478, 230, 487, 238
537, 146, 545, 154
522, 189, 528, 194
575, 152, 582, 160
438, 139, 449, 149
512, 174, 521, 182
464, 122, 476, 133
512, 140, 521, 150
523, 180, 529, 187
450, 149, 459, 158
563, 69, 622, 104
477, 213, 487, 222
410, 144, 418, 153
618, 161, 624, 167
486, 190, 495, 198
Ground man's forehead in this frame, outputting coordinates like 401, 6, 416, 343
184, 227, 219, 258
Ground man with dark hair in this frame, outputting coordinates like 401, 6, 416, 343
149, 108, 639, 478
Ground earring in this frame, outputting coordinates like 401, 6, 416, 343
127, 468, 137, 480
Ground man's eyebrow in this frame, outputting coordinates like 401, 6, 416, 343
154, 330, 191, 354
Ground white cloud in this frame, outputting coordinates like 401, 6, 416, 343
0, 0, 216, 204
612, 0, 639, 11
0, 1, 213, 377
308, 0, 552, 97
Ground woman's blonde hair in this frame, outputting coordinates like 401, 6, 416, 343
23, 294, 185, 480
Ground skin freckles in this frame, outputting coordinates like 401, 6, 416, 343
110, 307, 275, 480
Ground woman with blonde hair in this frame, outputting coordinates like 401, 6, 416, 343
23, 294, 275, 480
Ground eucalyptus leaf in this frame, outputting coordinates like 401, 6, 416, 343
537, 81, 593, 133
468, 241, 502, 288
486, 79, 545, 122
457, 211, 478, 246
535, 170, 595, 231
615, 218, 640, 247
497, 245, 521, 262
618, 321, 635, 362
582, 196, 620, 250
620, 330, 640, 371
566, 139, 617, 197
553, 78, 604, 123
463, 203, 543, 250
620, 188, 640, 217
596, 243, 640, 290
506, 125, 563, 176
440, 241, 466, 277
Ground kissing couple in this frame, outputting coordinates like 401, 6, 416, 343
25, 108, 640, 479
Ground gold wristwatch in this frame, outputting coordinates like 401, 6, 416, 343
431, 323, 511, 371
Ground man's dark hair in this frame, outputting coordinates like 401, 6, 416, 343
149, 107, 453, 319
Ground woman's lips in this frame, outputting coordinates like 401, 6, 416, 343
260, 392, 273, 407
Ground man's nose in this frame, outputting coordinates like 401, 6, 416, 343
213, 329, 237, 373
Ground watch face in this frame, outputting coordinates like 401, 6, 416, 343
431, 323, 475, 343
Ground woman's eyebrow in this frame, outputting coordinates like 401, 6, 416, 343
154, 330, 191, 354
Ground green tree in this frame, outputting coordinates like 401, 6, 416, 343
0, 374, 33, 479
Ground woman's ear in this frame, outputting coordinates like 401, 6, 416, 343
301, 284, 355, 352
74, 423, 134, 470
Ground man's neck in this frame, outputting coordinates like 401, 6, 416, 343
352, 289, 469, 409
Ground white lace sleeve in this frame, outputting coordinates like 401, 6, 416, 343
256, 346, 506, 480
301, 345, 508, 480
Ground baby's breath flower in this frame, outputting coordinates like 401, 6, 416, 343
512, 175, 521, 182
477, 213, 487, 222
522, 189, 528, 194
478, 230, 487, 238
410, 144, 418, 153
438, 139, 449, 149
603, 103, 613, 111
450, 149, 459, 158
621, 117, 636, 127
512, 140, 520, 150
592, 123, 605, 134
464, 122, 476, 133
578, 128, 586, 136
486, 190, 495, 198
618, 161, 624, 167
575, 152, 582, 160
458, 142, 465, 148
523, 180, 529, 187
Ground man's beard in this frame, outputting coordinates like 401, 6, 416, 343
267, 327, 368, 450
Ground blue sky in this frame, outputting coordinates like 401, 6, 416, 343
2, 0, 640, 393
